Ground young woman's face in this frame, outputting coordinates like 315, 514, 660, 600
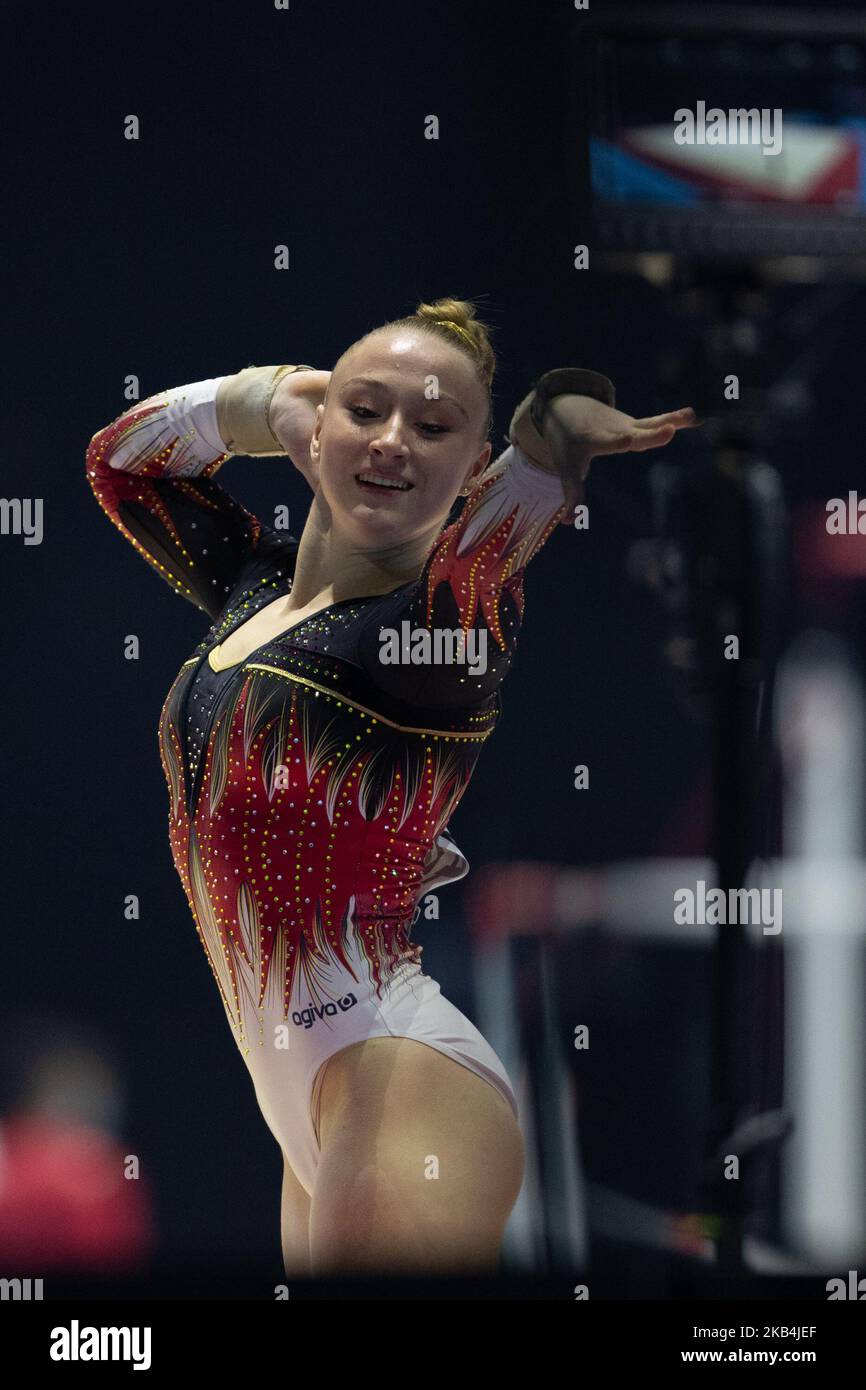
310, 328, 493, 548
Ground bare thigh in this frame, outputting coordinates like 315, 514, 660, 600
280, 1152, 311, 1277
309, 1036, 525, 1275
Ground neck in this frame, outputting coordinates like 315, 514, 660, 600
287, 493, 446, 608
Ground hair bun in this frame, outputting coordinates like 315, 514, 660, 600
412, 297, 496, 388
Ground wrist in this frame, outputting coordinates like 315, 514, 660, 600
271, 368, 330, 414
216, 364, 317, 456
508, 368, 616, 473
529, 368, 616, 435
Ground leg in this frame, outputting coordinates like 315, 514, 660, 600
280, 1152, 312, 1277
309, 1036, 525, 1274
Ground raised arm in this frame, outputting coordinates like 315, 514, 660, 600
358, 368, 698, 709
352, 370, 610, 707
85, 364, 318, 619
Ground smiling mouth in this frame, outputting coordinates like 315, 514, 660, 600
355, 472, 414, 492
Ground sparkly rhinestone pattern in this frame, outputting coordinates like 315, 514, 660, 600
87, 390, 566, 1053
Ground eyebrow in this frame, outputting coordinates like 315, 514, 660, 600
341, 376, 469, 420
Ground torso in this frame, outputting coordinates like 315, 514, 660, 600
208, 592, 336, 671
158, 569, 500, 1039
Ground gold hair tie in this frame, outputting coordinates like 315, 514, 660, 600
439, 319, 476, 351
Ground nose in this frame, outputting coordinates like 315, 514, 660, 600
370, 413, 410, 460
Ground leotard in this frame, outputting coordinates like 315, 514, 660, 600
86, 374, 572, 1190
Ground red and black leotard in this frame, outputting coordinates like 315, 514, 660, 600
85, 375, 572, 1053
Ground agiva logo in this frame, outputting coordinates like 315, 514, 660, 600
292, 994, 358, 1029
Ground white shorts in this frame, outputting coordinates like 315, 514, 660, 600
228, 931, 519, 1196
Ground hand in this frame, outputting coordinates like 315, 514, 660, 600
543, 396, 700, 523
267, 370, 331, 491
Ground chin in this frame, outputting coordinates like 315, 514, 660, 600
341, 503, 412, 540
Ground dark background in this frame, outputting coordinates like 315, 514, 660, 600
4, 0, 863, 1276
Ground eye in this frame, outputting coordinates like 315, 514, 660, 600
347, 406, 449, 434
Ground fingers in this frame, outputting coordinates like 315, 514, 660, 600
623, 422, 677, 452
632, 406, 699, 428
591, 422, 676, 456
549, 403, 701, 481
593, 406, 700, 457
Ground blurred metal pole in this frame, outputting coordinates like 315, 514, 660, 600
777, 632, 866, 1264
474, 935, 588, 1272
535, 936, 588, 1270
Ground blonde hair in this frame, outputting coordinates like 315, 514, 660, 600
347, 297, 496, 440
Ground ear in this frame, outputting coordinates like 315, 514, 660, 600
458, 440, 493, 496
293, 402, 323, 493
309, 402, 325, 458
